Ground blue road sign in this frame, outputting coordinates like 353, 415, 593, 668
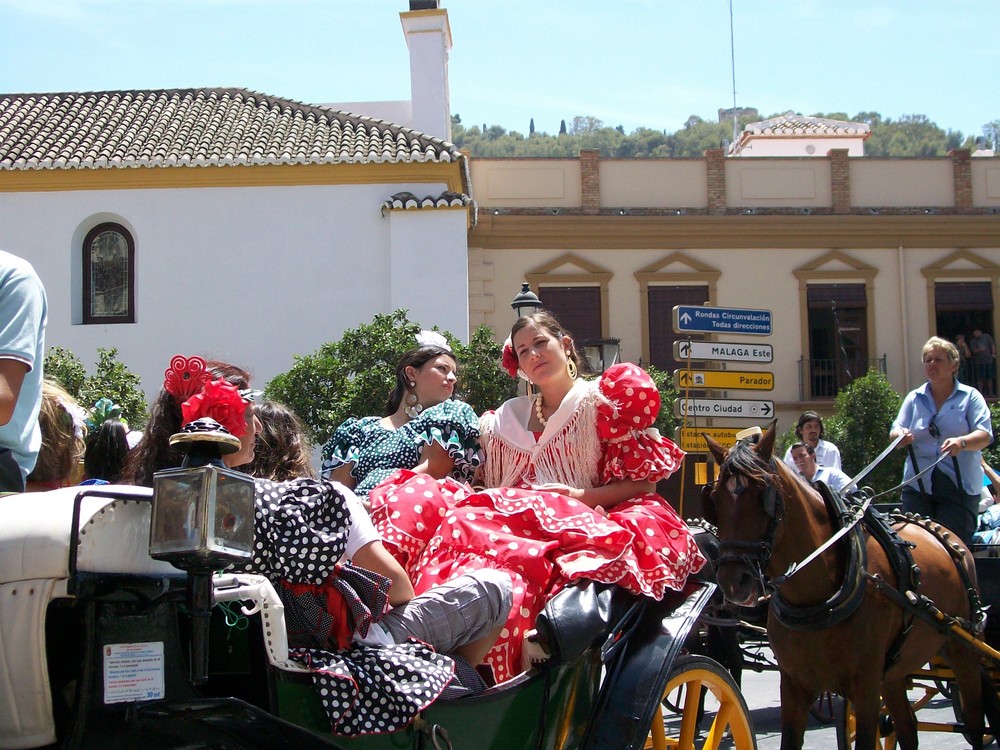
673, 305, 772, 336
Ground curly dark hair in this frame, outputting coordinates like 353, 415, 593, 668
84, 419, 130, 483
119, 359, 251, 487
242, 400, 316, 481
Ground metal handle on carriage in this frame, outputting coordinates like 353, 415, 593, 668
774, 446, 953, 586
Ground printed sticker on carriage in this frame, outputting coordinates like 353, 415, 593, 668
103, 641, 165, 704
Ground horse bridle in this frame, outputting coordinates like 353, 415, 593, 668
707, 458, 784, 584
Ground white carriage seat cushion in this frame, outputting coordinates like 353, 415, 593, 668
0, 486, 180, 585
0, 578, 66, 750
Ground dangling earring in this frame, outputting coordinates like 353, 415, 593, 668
566, 357, 578, 380
404, 389, 423, 419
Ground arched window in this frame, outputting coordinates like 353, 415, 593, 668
83, 223, 134, 324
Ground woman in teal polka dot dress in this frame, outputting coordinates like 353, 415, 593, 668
320, 336, 481, 504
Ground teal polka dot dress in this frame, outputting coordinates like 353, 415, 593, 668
320, 400, 481, 497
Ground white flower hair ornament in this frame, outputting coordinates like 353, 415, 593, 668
416, 330, 451, 352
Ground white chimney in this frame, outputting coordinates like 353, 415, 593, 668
400, 1, 452, 142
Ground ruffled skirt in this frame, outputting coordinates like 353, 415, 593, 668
370, 470, 705, 683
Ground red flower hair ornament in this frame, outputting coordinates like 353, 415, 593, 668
181, 379, 248, 437
501, 336, 520, 379
163, 354, 248, 437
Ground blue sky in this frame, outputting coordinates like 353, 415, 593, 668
0, 0, 996, 139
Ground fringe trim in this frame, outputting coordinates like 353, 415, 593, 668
481, 388, 604, 489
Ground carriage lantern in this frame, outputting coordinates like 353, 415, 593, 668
149, 421, 255, 682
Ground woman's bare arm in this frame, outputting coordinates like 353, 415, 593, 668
351, 540, 415, 606
411, 441, 456, 480
533, 479, 655, 511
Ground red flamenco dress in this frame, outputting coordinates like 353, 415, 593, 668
370, 363, 705, 683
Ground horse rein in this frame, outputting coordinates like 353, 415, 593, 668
775, 441, 953, 584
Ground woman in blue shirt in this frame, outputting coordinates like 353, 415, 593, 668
890, 336, 994, 546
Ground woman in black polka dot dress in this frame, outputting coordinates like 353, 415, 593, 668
131, 354, 511, 735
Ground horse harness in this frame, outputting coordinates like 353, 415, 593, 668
715, 457, 986, 674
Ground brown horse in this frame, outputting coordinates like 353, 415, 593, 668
704, 423, 988, 750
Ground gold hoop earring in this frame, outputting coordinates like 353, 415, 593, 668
567, 358, 578, 380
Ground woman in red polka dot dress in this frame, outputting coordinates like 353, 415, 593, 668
370, 311, 704, 682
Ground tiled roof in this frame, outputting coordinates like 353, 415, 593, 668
381, 190, 472, 211
744, 113, 871, 137
381, 190, 476, 225
0, 88, 463, 171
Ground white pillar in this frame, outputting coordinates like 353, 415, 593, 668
387, 207, 469, 340
400, 6, 452, 142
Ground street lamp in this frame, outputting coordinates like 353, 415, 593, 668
510, 282, 542, 319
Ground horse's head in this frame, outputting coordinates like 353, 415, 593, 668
702, 422, 783, 607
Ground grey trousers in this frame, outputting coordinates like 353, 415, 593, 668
380, 569, 512, 654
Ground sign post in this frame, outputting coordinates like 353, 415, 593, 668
675, 427, 742, 453
674, 398, 774, 419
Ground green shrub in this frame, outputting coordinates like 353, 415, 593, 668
643, 363, 679, 436
44, 346, 147, 428
78, 348, 148, 429
44, 346, 87, 396
826, 369, 904, 498
453, 325, 518, 416
985, 401, 1000, 471
267, 311, 516, 445
775, 423, 800, 460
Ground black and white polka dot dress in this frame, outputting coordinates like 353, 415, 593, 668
319, 400, 481, 498
240, 478, 455, 735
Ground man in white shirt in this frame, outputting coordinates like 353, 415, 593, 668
783, 410, 842, 473
790, 443, 855, 495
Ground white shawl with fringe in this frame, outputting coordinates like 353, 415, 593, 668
479, 379, 608, 490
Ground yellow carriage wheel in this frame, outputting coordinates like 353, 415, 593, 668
646, 654, 757, 750
836, 700, 894, 750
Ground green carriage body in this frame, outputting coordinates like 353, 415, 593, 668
0, 486, 746, 750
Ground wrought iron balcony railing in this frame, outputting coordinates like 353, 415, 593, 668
797, 355, 887, 401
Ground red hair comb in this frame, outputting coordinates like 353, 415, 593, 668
163, 355, 212, 403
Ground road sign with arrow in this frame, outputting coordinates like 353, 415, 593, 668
673, 305, 772, 336
674, 339, 773, 364
674, 398, 774, 419
673, 369, 774, 391
675, 427, 742, 453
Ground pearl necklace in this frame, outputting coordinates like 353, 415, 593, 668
534, 393, 547, 426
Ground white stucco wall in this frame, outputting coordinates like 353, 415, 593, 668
734, 136, 866, 157
0, 179, 469, 397
387, 208, 469, 332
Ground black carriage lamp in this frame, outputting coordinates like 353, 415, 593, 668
149, 420, 255, 684
511, 282, 542, 319
580, 338, 622, 375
